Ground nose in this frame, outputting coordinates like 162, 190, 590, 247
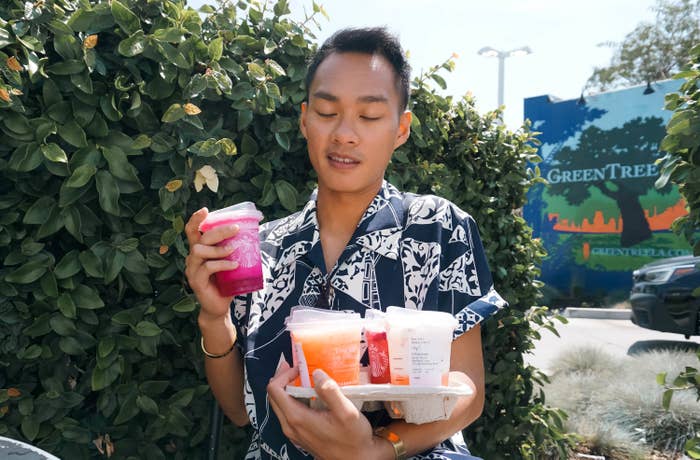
331, 116, 359, 145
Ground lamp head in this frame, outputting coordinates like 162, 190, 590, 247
478, 46, 500, 58
508, 46, 532, 57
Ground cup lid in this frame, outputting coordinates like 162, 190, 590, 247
199, 202, 263, 231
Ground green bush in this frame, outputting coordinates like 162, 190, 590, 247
0, 0, 570, 458
657, 44, 700, 257
656, 42, 700, 459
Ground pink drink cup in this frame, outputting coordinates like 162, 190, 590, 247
198, 203, 264, 297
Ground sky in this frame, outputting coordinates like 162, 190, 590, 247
189, 0, 660, 128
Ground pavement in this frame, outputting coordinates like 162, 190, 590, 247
525, 309, 700, 374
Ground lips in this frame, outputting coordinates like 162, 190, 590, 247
327, 153, 360, 168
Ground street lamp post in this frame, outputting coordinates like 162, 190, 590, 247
478, 46, 532, 109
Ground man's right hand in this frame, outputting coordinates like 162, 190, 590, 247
184, 207, 241, 324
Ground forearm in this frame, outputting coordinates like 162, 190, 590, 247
200, 315, 249, 427
378, 371, 484, 458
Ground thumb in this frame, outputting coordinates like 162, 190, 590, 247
312, 369, 357, 415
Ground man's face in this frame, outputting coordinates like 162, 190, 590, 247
300, 52, 411, 196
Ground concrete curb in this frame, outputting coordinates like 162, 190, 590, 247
563, 307, 632, 320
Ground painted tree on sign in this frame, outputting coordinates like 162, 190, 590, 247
549, 116, 670, 247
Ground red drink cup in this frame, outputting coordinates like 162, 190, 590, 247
366, 329, 391, 384
198, 202, 264, 297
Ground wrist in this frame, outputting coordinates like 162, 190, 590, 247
373, 427, 407, 460
197, 310, 233, 329
371, 434, 397, 460
198, 315, 237, 356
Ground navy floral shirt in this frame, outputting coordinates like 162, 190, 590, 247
232, 181, 506, 460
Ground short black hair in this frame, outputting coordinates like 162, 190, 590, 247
305, 27, 411, 112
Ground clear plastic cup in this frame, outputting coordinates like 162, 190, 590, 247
286, 308, 363, 387
385, 307, 457, 387
198, 202, 264, 297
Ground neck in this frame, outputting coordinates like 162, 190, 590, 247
316, 181, 382, 234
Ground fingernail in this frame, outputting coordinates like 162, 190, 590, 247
312, 369, 328, 384
231, 224, 239, 232
230, 261, 239, 269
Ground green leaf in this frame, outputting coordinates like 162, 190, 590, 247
70, 70, 93, 94
274, 132, 290, 151
46, 59, 85, 75
104, 248, 126, 284
41, 143, 68, 163
37, 204, 64, 239
43, 79, 62, 107
136, 395, 159, 415
55, 250, 81, 279
58, 120, 88, 148
217, 138, 238, 155
98, 337, 116, 358
238, 110, 253, 131
92, 362, 121, 391
266, 59, 286, 77
114, 394, 139, 424
40, 271, 58, 297
8, 144, 43, 172
24, 197, 56, 224
208, 37, 223, 61
662, 388, 673, 410
161, 103, 186, 122
103, 146, 140, 182
50, 314, 77, 336
5, 260, 47, 284
275, 180, 298, 211
430, 73, 447, 90
59, 336, 85, 355
172, 296, 196, 312
21, 417, 40, 441
66, 164, 97, 188
57, 293, 77, 318
80, 250, 104, 277
111, 0, 141, 35
656, 372, 667, 385
96, 170, 121, 215
71, 284, 105, 309
167, 388, 194, 408
134, 320, 162, 337
117, 30, 146, 57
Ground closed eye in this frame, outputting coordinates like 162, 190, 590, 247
361, 116, 381, 121
316, 112, 337, 118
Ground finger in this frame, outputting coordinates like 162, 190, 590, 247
186, 259, 239, 292
185, 208, 208, 245
267, 365, 304, 414
200, 224, 240, 246
311, 369, 358, 415
189, 242, 237, 261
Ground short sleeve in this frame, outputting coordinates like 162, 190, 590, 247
438, 206, 508, 338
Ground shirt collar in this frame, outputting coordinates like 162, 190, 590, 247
271, 180, 405, 271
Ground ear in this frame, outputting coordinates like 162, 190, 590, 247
299, 102, 308, 139
393, 110, 412, 149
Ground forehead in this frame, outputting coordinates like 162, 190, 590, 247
309, 52, 399, 102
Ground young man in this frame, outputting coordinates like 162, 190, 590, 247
184, 28, 506, 460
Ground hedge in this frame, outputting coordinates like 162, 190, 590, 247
0, 0, 571, 458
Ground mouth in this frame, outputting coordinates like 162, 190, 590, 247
327, 153, 360, 169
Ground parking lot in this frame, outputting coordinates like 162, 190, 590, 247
524, 316, 700, 374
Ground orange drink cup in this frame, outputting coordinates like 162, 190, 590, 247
288, 320, 363, 387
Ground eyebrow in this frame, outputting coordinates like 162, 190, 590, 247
312, 91, 389, 104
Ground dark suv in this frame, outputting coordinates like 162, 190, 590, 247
630, 255, 700, 339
